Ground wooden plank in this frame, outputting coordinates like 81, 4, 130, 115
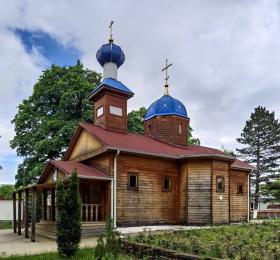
212, 160, 229, 224
18, 191, 22, 235
31, 191, 36, 242
24, 190, 29, 238
187, 160, 211, 225
230, 169, 248, 222
13, 192, 16, 233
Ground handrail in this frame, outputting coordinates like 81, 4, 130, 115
81, 204, 102, 222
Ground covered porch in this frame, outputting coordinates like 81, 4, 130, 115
12, 160, 113, 241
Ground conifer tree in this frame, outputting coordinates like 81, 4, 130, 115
56, 179, 68, 256
237, 106, 280, 209
56, 170, 81, 257
64, 169, 81, 256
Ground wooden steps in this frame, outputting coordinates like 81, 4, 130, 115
35, 221, 106, 240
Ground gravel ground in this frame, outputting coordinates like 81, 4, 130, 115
0, 229, 97, 257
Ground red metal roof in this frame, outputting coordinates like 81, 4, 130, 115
37, 160, 112, 183
80, 123, 233, 160
231, 159, 255, 171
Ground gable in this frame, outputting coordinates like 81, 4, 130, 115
68, 129, 103, 160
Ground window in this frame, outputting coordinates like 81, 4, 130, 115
216, 176, 224, 192
179, 123, 182, 134
128, 174, 138, 191
148, 124, 152, 135
163, 176, 171, 192
96, 106, 104, 117
237, 183, 244, 195
110, 105, 123, 116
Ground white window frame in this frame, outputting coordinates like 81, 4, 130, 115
97, 106, 104, 117
109, 105, 123, 116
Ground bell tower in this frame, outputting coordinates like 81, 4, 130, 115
89, 22, 134, 132
144, 60, 189, 146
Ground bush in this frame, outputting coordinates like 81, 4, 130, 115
95, 217, 121, 259
56, 170, 81, 257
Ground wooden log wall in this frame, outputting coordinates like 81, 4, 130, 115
212, 160, 230, 224
178, 162, 188, 223
187, 160, 211, 225
230, 169, 248, 222
116, 154, 179, 226
87, 153, 112, 175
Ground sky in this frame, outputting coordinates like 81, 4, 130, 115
0, 0, 280, 184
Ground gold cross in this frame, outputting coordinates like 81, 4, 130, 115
109, 21, 114, 42
162, 59, 172, 95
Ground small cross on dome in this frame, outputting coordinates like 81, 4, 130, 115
162, 59, 172, 95
109, 21, 114, 43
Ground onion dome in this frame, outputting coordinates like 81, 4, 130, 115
144, 95, 188, 121
96, 43, 125, 68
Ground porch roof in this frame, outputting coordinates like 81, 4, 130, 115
38, 160, 112, 184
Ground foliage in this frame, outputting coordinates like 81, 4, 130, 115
3, 248, 131, 260
10, 61, 101, 188
188, 126, 200, 145
95, 217, 122, 259
220, 145, 237, 157
261, 179, 280, 201
129, 220, 280, 259
127, 107, 147, 134
0, 221, 12, 229
237, 106, 280, 209
0, 184, 14, 199
56, 170, 81, 257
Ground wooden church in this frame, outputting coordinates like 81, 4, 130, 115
13, 26, 254, 240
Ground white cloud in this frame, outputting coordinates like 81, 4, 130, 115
1, 0, 280, 183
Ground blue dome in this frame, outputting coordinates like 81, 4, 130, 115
144, 95, 188, 121
96, 42, 125, 68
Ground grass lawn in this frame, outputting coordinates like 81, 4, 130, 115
3, 248, 132, 260
129, 220, 280, 259
0, 221, 12, 229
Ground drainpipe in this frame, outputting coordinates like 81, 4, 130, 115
113, 150, 120, 228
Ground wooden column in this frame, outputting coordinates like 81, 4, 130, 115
42, 190, 47, 220
31, 190, 36, 242
17, 191, 22, 235
24, 190, 29, 238
13, 192, 17, 233
51, 189, 55, 221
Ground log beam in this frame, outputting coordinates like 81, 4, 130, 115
51, 189, 55, 221
42, 190, 47, 220
13, 192, 16, 233
24, 190, 29, 238
17, 191, 22, 235
31, 190, 36, 242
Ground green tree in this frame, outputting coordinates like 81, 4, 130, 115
127, 107, 147, 134
56, 178, 67, 256
10, 61, 101, 188
261, 179, 280, 201
56, 169, 81, 257
0, 184, 15, 199
220, 145, 237, 157
237, 106, 280, 209
188, 126, 201, 145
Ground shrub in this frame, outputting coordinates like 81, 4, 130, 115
95, 217, 121, 259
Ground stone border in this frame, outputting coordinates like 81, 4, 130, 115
122, 240, 221, 260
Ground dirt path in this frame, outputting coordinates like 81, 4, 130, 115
0, 229, 97, 257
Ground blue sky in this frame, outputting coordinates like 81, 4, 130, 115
15, 29, 80, 66
0, 0, 280, 184
0, 29, 82, 184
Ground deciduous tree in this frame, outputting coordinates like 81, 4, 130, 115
10, 61, 101, 187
